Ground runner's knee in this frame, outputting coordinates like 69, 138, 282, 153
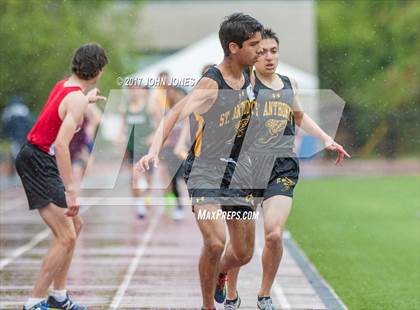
204, 238, 225, 257
265, 229, 283, 248
57, 230, 77, 248
233, 246, 254, 265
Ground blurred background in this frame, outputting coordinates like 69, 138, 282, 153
1, 0, 418, 159
0, 1, 418, 309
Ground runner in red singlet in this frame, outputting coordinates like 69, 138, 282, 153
15, 43, 108, 310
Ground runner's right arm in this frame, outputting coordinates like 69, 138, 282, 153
136, 77, 217, 171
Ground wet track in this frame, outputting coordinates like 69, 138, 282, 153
0, 176, 343, 309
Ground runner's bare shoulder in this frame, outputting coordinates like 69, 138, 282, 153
188, 77, 218, 114
59, 90, 88, 121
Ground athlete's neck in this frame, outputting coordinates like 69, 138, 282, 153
219, 58, 244, 80
256, 71, 277, 85
65, 75, 96, 93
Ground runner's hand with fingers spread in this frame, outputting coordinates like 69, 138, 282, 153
324, 137, 351, 166
64, 190, 80, 217
135, 152, 160, 173
87, 88, 107, 103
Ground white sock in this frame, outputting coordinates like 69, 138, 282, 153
136, 197, 146, 214
50, 289, 67, 302
25, 298, 44, 309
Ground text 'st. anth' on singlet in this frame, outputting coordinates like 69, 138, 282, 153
188, 66, 256, 161
248, 72, 296, 158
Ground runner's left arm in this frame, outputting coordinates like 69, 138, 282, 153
291, 78, 350, 164
55, 92, 88, 216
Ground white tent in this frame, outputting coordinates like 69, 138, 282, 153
133, 33, 318, 89
130, 33, 323, 158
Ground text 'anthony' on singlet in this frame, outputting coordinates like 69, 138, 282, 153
188, 66, 256, 161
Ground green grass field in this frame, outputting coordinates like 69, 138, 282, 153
287, 176, 420, 310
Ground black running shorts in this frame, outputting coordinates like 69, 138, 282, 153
251, 154, 300, 200
183, 153, 257, 210
15, 142, 67, 210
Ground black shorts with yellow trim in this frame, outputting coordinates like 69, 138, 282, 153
183, 153, 258, 212
250, 155, 300, 200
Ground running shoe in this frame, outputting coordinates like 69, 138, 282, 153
23, 301, 49, 310
224, 292, 241, 310
257, 296, 275, 310
47, 293, 87, 310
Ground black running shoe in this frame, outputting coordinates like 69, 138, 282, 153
47, 293, 87, 310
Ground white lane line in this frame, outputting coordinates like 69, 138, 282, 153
0, 228, 50, 270
255, 232, 291, 310
0, 204, 94, 271
0, 199, 25, 214
109, 206, 163, 309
